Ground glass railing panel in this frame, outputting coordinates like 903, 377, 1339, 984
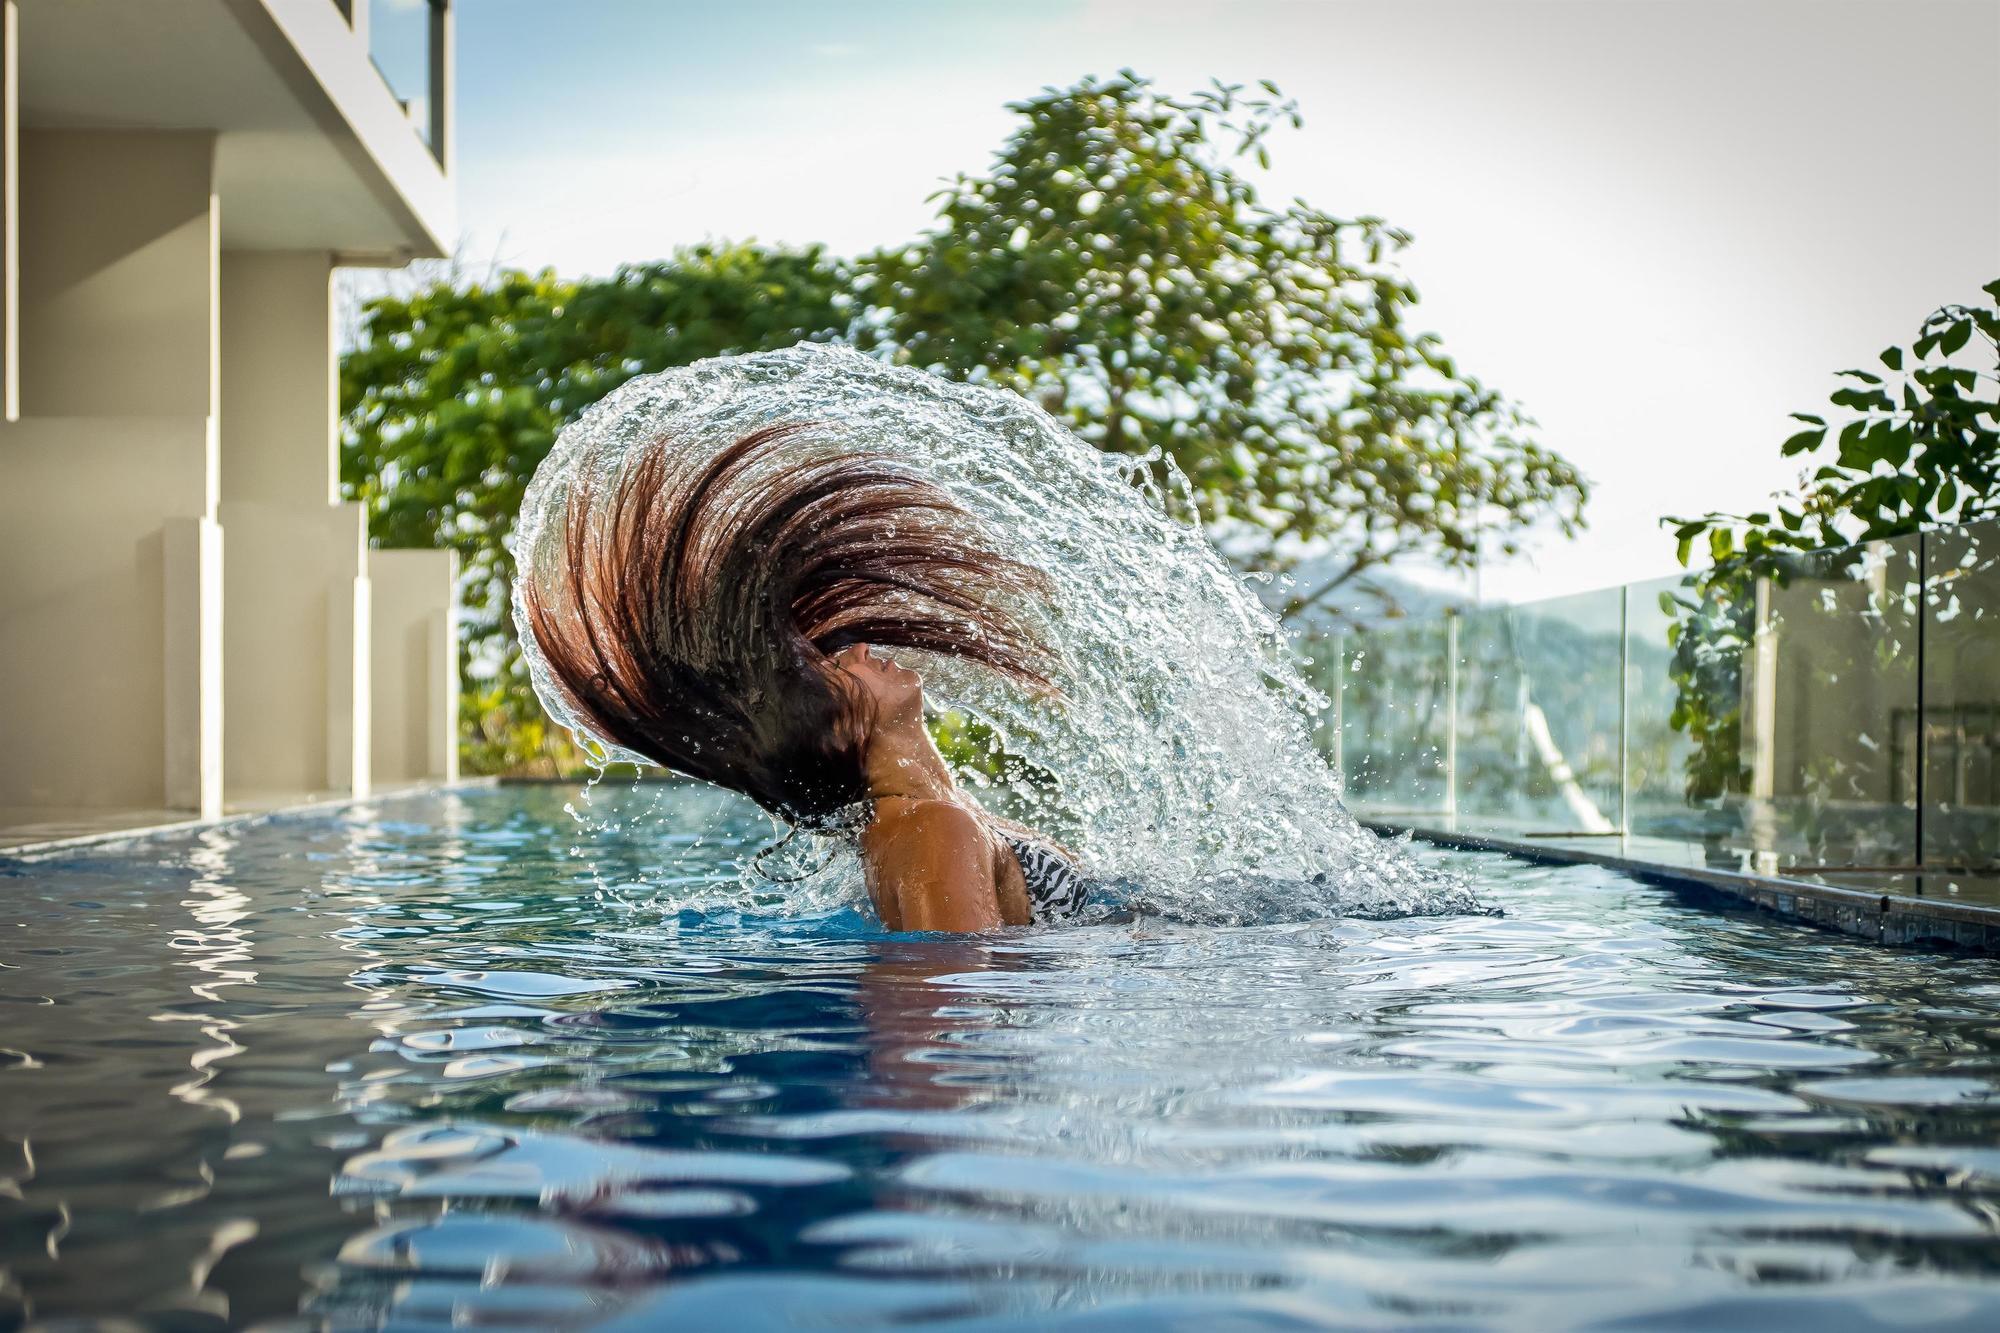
1627, 536, 1920, 871
1762, 534, 1920, 870
1923, 518, 2000, 873
370, 0, 438, 152
1451, 604, 1525, 824
1457, 589, 1624, 834
1294, 630, 1346, 768
1624, 571, 1713, 845
1335, 620, 1450, 818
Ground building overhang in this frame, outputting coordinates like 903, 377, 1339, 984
19, 0, 453, 257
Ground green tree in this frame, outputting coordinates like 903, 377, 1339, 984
340, 244, 855, 772
862, 72, 1586, 621
1658, 280, 2000, 801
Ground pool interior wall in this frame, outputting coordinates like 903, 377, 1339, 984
4, 782, 2000, 1330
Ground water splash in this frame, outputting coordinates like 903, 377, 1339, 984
512, 344, 1478, 922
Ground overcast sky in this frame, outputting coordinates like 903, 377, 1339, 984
440, 0, 1998, 604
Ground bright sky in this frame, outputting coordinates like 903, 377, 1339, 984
446, 0, 1999, 604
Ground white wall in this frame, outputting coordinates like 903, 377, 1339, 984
220, 250, 336, 507
218, 247, 378, 804
369, 547, 459, 787
219, 498, 370, 800
19, 130, 218, 421
2, 129, 223, 814
0, 419, 218, 810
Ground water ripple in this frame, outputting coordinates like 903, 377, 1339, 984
3, 783, 1999, 1328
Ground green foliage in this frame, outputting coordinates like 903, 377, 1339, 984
1653, 577, 1757, 802
862, 72, 1586, 618
927, 708, 1076, 847
341, 245, 855, 772
1657, 280, 1999, 801
343, 73, 1590, 773
1668, 279, 2000, 564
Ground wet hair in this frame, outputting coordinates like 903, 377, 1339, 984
518, 421, 1054, 825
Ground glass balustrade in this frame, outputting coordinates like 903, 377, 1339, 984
1321, 519, 1988, 890
1454, 589, 1625, 834
1309, 620, 1452, 817
1924, 522, 2000, 874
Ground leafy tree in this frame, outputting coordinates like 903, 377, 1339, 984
341, 245, 855, 772
1657, 280, 1999, 802
862, 71, 1586, 621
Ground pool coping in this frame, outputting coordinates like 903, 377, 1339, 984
1369, 819, 2000, 956
0, 778, 501, 860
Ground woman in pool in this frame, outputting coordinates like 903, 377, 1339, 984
518, 421, 1091, 932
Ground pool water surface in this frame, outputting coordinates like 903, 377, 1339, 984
3, 783, 2000, 1330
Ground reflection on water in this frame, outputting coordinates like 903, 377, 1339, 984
4, 783, 2000, 1328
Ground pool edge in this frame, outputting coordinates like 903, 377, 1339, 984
0, 778, 502, 860
1368, 820, 2000, 956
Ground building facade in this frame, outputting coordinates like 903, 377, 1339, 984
0, 0, 459, 846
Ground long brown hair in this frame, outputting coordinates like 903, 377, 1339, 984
518, 422, 1053, 824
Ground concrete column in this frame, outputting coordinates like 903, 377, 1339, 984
1, 1, 19, 423
220, 251, 337, 507
0, 420, 220, 814
369, 548, 459, 787
218, 499, 372, 805
0, 130, 222, 817
219, 250, 377, 806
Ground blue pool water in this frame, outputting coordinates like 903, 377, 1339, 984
4, 782, 2000, 1330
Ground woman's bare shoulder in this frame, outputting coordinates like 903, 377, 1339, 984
861, 798, 1004, 932
864, 797, 990, 848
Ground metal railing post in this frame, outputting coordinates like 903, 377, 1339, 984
1331, 630, 1345, 782
428, 0, 453, 173
1618, 582, 1630, 837
1444, 612, 1459, 821
1916, 527, 1927, 869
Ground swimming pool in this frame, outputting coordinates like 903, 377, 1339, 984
4, 783, 1998, 1329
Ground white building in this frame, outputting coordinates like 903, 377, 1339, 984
0, 0, 460, 848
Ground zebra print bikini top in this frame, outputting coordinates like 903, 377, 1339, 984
999, 831, 1091, 924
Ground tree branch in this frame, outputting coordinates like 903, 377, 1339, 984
1279, 546, 1393, 621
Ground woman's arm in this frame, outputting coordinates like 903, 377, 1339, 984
862, 800, 1006, 932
